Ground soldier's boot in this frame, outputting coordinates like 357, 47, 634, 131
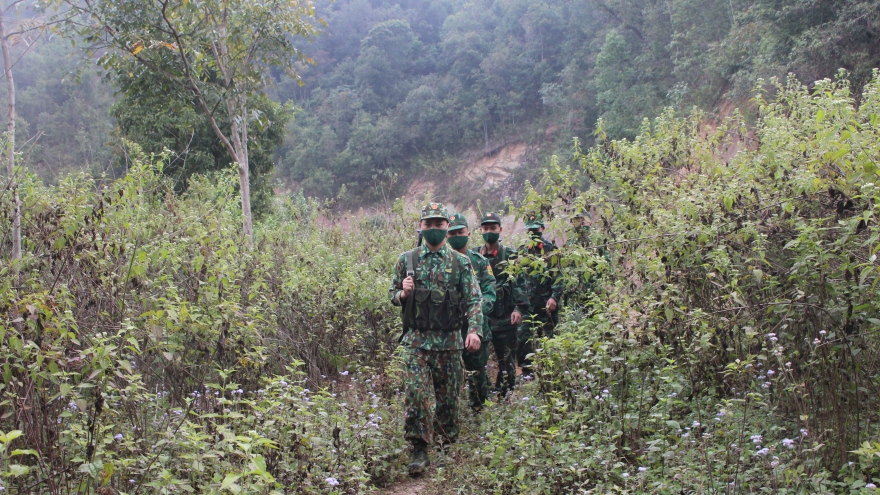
408, 447, 430, 476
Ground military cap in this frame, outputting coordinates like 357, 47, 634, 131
420, 202, 449, 221
480, 212, 502, 225
524, 213, 545, 229
448, 212, 469, 232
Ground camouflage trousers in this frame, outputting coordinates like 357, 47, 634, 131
490, 329, 517, 396
462, 341, 490, 409
517, 311, 558, 375
402, 347, 463, 447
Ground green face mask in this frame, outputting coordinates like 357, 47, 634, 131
448, 235, 469, 250
482, 232, 500, 244
423, 228, 448, 246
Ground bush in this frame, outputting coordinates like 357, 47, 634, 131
438, 71, 880, 493
0, 152, 417, 493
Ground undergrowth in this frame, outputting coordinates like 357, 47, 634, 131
3, 72, 880, 494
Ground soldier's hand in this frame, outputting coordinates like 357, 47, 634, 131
400, 276, 414, 300
465, 333, 481, 352
546, 298, 558, 312
510, 311, 523, 325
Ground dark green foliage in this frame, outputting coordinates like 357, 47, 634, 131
112, 88, 290, 217
276, 0, 880, 202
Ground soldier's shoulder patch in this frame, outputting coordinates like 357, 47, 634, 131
486, 265, 494, 276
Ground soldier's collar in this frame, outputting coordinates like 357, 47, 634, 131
420, 244, 447, 257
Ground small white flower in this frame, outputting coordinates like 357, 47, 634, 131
340, 370, 349, 376
692, 421, 701, 428
622, 472, 629, 478
782, 438, 794, 449
325, 477, 340, 486
785, 362, 792, 367
638, 466, 647, 472
762, 382, 771, 389
800, 428, 808, 437
767, 370, 775, 375
770, 460, 779, 468
114, 434, 123, 441
819, 330, 826, 335
755, 448, 770, 456
813, 338, 821, 345
751, 434, 763, 444
866, 483, 877, 489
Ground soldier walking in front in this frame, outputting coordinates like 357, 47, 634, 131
475, 212, 528, 396
389, 203, 483, 475
447, 213, 496, 411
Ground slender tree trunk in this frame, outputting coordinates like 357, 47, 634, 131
227, 92, 252, 242
0, 10, 20, 263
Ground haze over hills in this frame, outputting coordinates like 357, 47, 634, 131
3, 0, 879, 209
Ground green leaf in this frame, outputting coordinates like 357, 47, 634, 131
220, 473, 241, 491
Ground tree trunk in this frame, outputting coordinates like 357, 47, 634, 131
227, 92, 252, 242
0, 9, 20, 263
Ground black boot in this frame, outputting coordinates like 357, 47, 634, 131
408, 446, 430, 476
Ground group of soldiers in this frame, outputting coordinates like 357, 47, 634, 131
389, 202, 566, 475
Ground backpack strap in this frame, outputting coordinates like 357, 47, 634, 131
406, 248, 419, 279
449, 248, 460, 290
400, 248, 420, 343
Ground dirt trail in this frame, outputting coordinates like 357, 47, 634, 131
380, 477, 430, 495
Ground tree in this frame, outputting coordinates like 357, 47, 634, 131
0, 2, 20, 263
62, 0, 320, 242
0, 1, 66, 266
111, 74, 290, 218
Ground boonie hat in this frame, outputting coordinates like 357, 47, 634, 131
480, 212, 502, 225
448, 212, 469, 232
420, 202, 449, 221
524, 213, 545, 229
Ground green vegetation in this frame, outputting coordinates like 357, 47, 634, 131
2, 0, 880, 493
3, 71, 880, 493
277, 0, 880, 202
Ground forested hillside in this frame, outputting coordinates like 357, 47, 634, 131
274, 0, 880, 202
2, 0, 880, 493
4, 1, 879, 206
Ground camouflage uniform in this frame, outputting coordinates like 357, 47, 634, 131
474, 212, 529, 396
448, 213, 496, 410
389, 204, 483, 450
517, 214, 562, 375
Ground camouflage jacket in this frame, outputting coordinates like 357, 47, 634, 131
474, 243, 529, 328
390, 244, 484, 350
518, 236, 564, 312
463, 250, 496, 341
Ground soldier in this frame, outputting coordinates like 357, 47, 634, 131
446, 213, 496, 411
475, 212, 529, 396
389, 203, 483, 476
517, 214, 562, 376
